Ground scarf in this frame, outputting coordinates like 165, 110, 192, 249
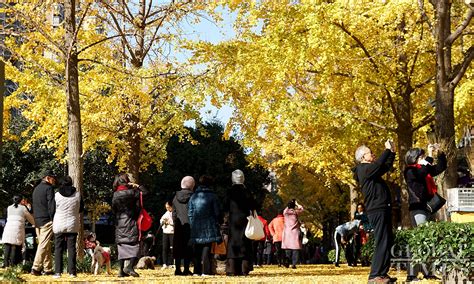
115, 185, 129, 191
407, 164, 437, 197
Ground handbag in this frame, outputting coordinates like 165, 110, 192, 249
426, 192, 446, 213
137, 192, 153, 232
211, 234, 227, 255
245, 210, 265, 240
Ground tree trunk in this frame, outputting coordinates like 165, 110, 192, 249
396, 124, 413, 228
349, 184, 358, 218
126, 113, 141, 183
0, 61, 4, 168
434, 85, 456, 221
64, 0, 84, 259
431, 0, 458, 221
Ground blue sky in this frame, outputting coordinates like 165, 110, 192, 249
177, 8, 237, 127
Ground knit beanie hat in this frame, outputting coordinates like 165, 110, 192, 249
181, 176, 195, 189
232, 169, 245, 185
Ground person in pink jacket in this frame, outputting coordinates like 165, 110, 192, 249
268, 210, 285, 267
282, 199, 303, 269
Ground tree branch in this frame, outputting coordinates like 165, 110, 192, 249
361, 118, 397, 132
417, 0, 435, 37
451, 45, 474, 87
77, 58, 177, 79
332, 22, 381, 73
107, 8, 138, 65
445, 9, 473, 46
413, 113, 435, 132
414, 75, 435, 89
72, 2, 92, 46
14, 10, 66, 56
77, 34, 132, 55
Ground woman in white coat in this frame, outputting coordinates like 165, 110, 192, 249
1, 195, 35, 267
52, 176, 84, 278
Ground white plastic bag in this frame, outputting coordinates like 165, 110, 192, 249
245, 210, 265, 240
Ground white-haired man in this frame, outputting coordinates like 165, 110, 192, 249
353, 140, 396, 284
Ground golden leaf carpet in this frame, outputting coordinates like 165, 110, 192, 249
8, 264, 444, 283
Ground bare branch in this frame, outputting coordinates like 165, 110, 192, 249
77, 34, 132, 55
121, 0, 136, 23
361, 118, 396, 132
143, 16, 166, 58
77, 58, 177, 79
445, 9, 473, 46
413, 113, 435, 132
414, 75, 435, 89
451, 45, 474, 87
72, 2, 92, 46
107, 9, 138, 65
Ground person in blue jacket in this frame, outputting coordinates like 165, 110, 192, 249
188, 175, 222, 276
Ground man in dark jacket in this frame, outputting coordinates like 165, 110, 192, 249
172, 176, 195, 276
31, 170, 56, 276
353, 140, 396, 284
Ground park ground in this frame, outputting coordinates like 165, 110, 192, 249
2, 264, 445, 283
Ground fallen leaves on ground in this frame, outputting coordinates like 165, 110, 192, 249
5, 264, 444, 283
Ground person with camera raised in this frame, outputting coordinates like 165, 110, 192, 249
353, 140, 396, 283
404, 144, 446, 226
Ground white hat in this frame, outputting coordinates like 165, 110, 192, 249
232, 169, 245, 185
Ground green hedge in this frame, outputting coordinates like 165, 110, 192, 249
327, 249, 346, 263
361, 221, 474, 274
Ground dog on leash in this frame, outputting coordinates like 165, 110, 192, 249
91, 242, 112, 275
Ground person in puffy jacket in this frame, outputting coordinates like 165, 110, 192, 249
404, 145, 447, 226
112, 173, 145, 278
160, 201, 174, 269
1, 195, 35, 267
282, 199, 303, 269
172, 176, 195, 276
52, 176, 84, 278
188, 175, 222, 276
269, 210, 285, 267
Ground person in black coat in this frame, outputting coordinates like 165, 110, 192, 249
172, 176, 195, 276
404, 145, 446, 282
353, 140, 397, 284
404, 145, 447, 226
225, 169, 256, 276
112, 173, 145, 278
31, 170, 57, 276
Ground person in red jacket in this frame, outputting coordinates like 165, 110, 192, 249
268, 210, 285, 267
253, 214, 270, 267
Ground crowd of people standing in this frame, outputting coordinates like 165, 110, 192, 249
1, 169, 308, 278
0, 139, 449, 283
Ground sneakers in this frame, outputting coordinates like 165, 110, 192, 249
52, 273, 61, 279
291, 265, 297, 269
30, 269, 42, 276
161, 264, 168, 270
69, 274, 77, 278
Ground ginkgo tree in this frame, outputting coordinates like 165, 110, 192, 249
190, 0, 472, 224
3, 1, 207, 176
